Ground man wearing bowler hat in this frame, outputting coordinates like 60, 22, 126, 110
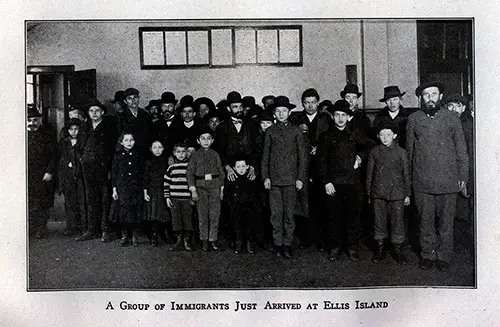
406, 81, 468, 271
341, 84, 371, 136
159, 91, 178, 127
372, 86, 411, 148
317, 99, 375, 262
110, 90, 125, 116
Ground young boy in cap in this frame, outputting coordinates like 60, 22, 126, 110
261, 96, 308, 258
56, 118, 86, 236
366, 122, 410, 264
187, 128, 226, 251
317, 99, 375, 262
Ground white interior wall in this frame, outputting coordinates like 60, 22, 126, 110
27, 20, 417, 109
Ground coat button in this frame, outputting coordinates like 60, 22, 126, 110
128, 162, 131, 165
128, 173, 131, 175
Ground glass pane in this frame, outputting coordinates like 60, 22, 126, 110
211, 29, 233, 66
165, 31, 187, 65
142, 31, 165, 66
26, 82, 34, 104
26, 74, 33, 83
257, 29, 278, 63
235, 29, 256, 64
187, 31, 209, 65
279, 29, 300, 63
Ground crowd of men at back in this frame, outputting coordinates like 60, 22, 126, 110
27, 81, 473, 272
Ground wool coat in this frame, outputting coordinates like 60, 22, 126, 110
406, 108, 469, 194
261, 122, 308, 186
214, 118, 259, 168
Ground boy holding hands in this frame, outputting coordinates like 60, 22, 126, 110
261, 96, 307, 258
366, 122, 410, 264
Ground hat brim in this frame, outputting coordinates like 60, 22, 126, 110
415, 82, 445, 96
268, 103, 296, 111
340, 91, 362, 98
379, 91, 406, 102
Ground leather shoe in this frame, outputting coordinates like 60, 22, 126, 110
348, 249, 359, 262
328, 248, 342, 261
419, 258, 434, 270
436, 260, 450, 272
75, 232, 94, 242
283, 246, 293, 258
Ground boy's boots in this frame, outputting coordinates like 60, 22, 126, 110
169, 232, 184, 251
392, 243, 408, 265
151, 231, 159, 247
119, 230, 130, 247
246, 240, 254, 254
132, 230, 139, 246
183, 232, 193, 251
234, 240, 243, 254
372, 240, 386, 263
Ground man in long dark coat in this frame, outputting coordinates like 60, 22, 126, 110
27, 106, 56, 239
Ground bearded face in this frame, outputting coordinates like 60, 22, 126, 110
229, 103, 244, 119
420, 86, 443, 111
27, 117, 41, 132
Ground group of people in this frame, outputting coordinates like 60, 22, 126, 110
27, 82, 473, 272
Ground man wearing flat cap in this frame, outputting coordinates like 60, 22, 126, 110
372, 86, 411, 148
27, 105, 57, 239
317, 99, 375, 262
116, 88, 153, 154
341, 84, 371, 136
406, 82, 469, 272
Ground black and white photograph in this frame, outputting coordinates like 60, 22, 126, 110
25, 18, 475, 290
2, 1, 500, 326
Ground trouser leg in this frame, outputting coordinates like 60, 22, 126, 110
282, 185, 297, 247
435, 193, 457, 262
372, 198, 388, 241
389, 200, 405, 244
269, 187, 284, 246
344, 184, 362, 248
208, 188, 220, 242
415, 192, 437, 260
197, 188, 209, 241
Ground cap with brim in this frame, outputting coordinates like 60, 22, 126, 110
444, 94, 468, 105
377, 121, 399, 135
330, 99, 353, 116
226, 91, 243, 105
65, 118, 83, 128
415, 81, 445, 97
340, 84, 362, 98
145, 99, 161, 110
160, 91, 178, 105
379, 86, 406, 102
268, 95, 296, 111
198, 126, 215, 138
123, 88, 139, 97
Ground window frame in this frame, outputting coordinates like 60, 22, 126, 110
139, 25, 303, 70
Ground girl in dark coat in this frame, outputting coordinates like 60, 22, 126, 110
111, 132, 144, 246
143, 140, 172, 246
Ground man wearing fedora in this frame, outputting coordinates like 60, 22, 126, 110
406, 81, 468, 271
341, 84, 371, 136
27, 105, 57, 239
317, 99, 375, 262
372, 86, 411, 148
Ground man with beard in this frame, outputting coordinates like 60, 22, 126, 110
406, 82, 468, 272
27, 105, 56, 239
214, 91, 258, 245
160, 91, 178, 128
372, 86, 411, 148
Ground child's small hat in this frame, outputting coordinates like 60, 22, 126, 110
197, 126, 215, 139
258, 110, 274, 122
444, 94, 468, 105
65, 118, 83, 128
377, 121, 399, 135
331, 99, 353, 116
268, 96, 296, 111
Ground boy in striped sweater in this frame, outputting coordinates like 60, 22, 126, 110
164, 141, 194, 251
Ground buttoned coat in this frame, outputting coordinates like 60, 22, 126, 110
261, 122, 308, 186
406, 108, 469, 194
214, 118, 259, 168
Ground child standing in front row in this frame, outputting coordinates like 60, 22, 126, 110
261, 96, 308, 259
366, 122, 410, 264
164, 141, 194, 251
225, 154, 259, 254
187, 128, 225, 252
143, 139, 171, 247
111, 132, 144, 247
